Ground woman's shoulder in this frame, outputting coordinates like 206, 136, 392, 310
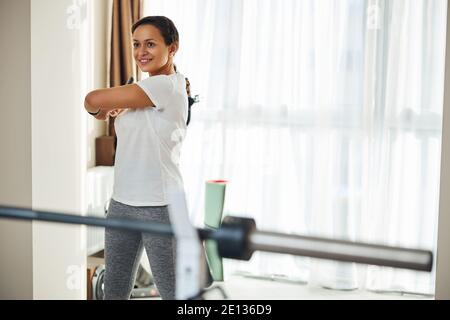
171, 72, 187, 93
170, 72, 185, 82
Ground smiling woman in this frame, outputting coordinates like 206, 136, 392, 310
84, 16, 180, 116
85, 15, 213, 300
132, 24, 178, 74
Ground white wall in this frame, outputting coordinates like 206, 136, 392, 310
87, 0, 111, 167
0, 0, 34, 300
436, 0, 450, 300
30, 0, 111, 299
0, 0, 110, 299
31, 0, 90, 299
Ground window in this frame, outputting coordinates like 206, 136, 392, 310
143, 0, 447, 295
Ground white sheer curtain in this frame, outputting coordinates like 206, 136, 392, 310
143, 0, 447, 295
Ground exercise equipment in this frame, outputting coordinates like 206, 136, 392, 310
0, 204, 433, 299
204, 180, 228, 281
91, 264, 106, 300
91, 264, 159, 300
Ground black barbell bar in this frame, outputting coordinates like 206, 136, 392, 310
0, 206, 432, 272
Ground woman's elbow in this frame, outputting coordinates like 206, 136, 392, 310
84, 91, 101, 112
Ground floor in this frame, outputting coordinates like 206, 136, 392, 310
89, 252, 432, 301
134, 273, 434, 300
216, 274, 433, 300
88, 254, 433, 300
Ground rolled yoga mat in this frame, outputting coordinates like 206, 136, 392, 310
204, 180, 227, 281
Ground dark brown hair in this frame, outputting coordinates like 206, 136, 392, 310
132, 16, 179, 46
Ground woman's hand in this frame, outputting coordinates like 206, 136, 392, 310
93, 109, 109, 121
108, 109, 125, 117
88, 108, 125, 121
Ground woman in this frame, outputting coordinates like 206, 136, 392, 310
85, 16, 211, 300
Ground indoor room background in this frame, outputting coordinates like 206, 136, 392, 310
1, 0, 450, 300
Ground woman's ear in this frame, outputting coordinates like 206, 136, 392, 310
170, 43, 179, 57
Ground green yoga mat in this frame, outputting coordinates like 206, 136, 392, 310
204, 180, 227, 281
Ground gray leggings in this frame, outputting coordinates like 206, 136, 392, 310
104, 198, 176, 300
104, 198, 212, 300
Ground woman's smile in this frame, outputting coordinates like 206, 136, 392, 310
138, 58, 152, 66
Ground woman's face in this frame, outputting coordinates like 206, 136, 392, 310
133, 24, 177, 75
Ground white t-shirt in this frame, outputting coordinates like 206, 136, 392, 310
111, 72, 188, 206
